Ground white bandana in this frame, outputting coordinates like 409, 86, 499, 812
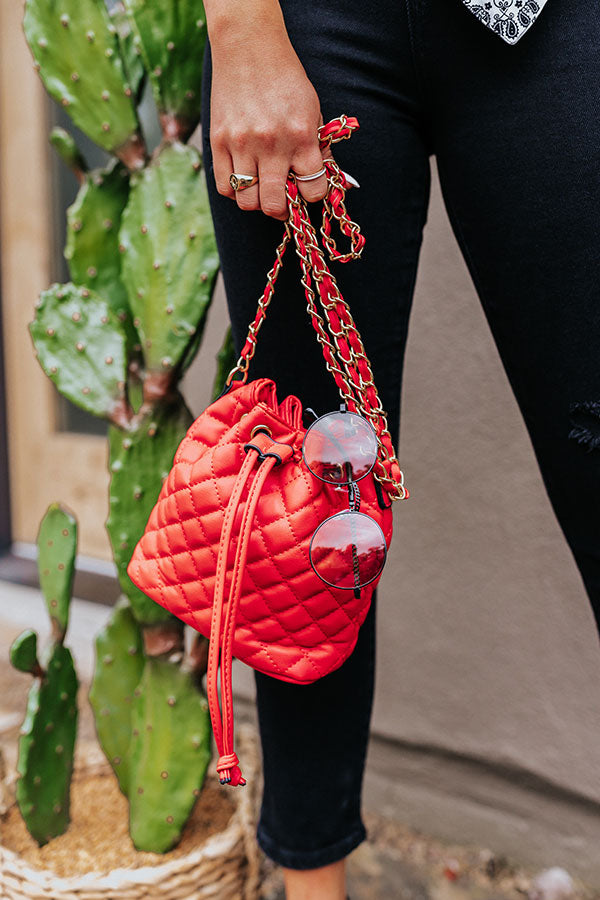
461, 0, 549, 44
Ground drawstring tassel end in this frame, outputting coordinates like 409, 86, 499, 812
216, 752, 246, 787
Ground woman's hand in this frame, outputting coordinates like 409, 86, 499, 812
205, 3, 330, 221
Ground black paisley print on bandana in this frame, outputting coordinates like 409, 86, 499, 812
462, 0, 549, 44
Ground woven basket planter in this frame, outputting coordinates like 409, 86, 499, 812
0, 725, 261, 900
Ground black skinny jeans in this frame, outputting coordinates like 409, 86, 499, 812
201, 0, 600, 870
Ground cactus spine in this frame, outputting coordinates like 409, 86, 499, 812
22, 0, 226, 853
10, 504, 79, 845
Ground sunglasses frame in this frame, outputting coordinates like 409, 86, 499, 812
302, 408, 387, 593
301, 408, 379, 486
308, 509, 388, 591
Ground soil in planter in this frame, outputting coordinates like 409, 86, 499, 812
1, 765, 236, 878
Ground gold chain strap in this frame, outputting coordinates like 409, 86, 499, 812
226, 116, 408, 502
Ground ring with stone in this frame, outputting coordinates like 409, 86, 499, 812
229, 173, 259, 192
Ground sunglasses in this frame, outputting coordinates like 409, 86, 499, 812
302, 408, 387, 597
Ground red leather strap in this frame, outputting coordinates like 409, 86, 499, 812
207, 449, 257, 779
217, 455, 278, 784
207, 433, 293, 786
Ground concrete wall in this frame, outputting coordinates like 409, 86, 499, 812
182, 163, 600, 881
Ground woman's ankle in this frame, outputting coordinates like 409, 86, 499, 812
282, 858, 347, 900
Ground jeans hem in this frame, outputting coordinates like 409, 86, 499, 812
256, 821, 367, 870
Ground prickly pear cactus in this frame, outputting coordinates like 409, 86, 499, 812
29, 283, 131, 426
123, 0, 208, 141
109, 2, 146, 106
9, 504, 79, 845
24, 0, 145, 168
119, 142, 219, 378
16, 643, 78, 846
25, 0, 227, 854
37, 502, 77, 640
89, 600, 144, 793
128, 657, 211, 852
49, 126, 87, 181
10, 631, 41, 675
65, 160, 140, 355
106, 398, 193, 624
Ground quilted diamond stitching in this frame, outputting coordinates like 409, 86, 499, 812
136, 469, 375, 661
238, 545, 329, 680
271, 468, 357, 633
127, 378, 392, 684
161, 491, 201, 624
180, 482, 221, 629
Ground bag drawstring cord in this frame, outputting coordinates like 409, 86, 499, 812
206, 431, 293, 785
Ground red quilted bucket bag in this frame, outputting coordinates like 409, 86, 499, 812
127, 116, 409, 787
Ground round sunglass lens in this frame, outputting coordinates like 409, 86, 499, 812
309, 512, 386, 590
303, 411, 378, 484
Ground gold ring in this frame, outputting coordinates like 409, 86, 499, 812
229, 173, 259, 191
293, 166, 327, 182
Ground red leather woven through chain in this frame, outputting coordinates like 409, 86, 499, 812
236, 114, 405, 501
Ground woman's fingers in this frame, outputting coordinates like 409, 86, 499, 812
212, 138, 261, 211
292, 111, 330, 204
258, 161, 289, 221
291, 145, 329, 204
212, 121, 333, 219
212, 143, 235, 200
230, 156, 260, 212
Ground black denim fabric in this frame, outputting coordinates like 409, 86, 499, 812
201, 0, 600, 870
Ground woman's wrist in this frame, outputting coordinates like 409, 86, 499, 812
204, 0, 288, 53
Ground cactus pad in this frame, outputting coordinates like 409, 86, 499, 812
24, 0, 144, 167
37, 503, 77, 640
65, 161, 139, 355
30, 282, 129, 423
128, 657, 211, 852
109, 2, 145, 106
119, 142, 218, 376
49, 126, 87, 180
16, 642, 78, 845
89, 599, 144, 794
123, 0, 207, 141
106, 398, 193, 624
10, 631, 40, 675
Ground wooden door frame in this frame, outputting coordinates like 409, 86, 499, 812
0, 224, 11, 554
